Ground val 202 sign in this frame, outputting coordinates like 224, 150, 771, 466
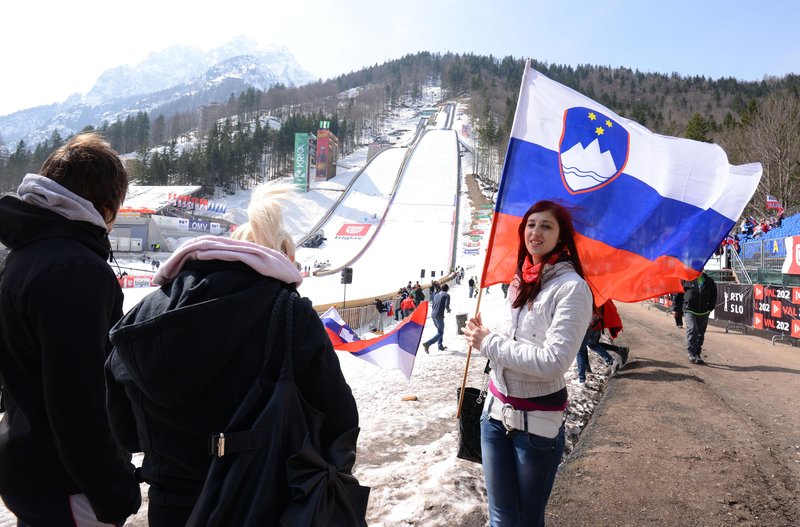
752, 284, 800, 337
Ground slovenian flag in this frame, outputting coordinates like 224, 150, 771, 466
321, 306, 361, 346
482, 63, 762, 305
321, 302, 428, 379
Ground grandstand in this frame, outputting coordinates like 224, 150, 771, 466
111, 185, 233, 254
732, 207, 800, 286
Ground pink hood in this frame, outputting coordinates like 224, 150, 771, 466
153, 235, 302, 287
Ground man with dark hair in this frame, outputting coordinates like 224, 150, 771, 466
422, 283, 451, 353
0, 133, 141, 525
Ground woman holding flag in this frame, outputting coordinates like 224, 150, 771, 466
464, 200, 593, 526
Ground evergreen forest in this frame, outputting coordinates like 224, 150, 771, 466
1, 52, 799, 217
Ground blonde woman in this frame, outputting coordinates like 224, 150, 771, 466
106, 183, 362, 526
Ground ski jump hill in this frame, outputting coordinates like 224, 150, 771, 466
294, 103, 462, 309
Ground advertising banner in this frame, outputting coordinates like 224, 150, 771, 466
294, 133, 309, 192
715, 283, 753, 326
335, 224, 371, 239
188, 219, 212, 232
752, 284, 800, 337
118, 276, 153, 288
782, 236, 800, 275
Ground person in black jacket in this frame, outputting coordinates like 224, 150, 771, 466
681, 272, 717, 364
0, 134, 141, 526
670, 292, 685, 328
106, 183, 363, 526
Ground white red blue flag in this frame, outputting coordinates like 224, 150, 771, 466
482, 63, 762, 305
321, 302, 428, 379
766, 194, 784, 212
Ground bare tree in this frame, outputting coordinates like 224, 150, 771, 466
717, 91, 800, 214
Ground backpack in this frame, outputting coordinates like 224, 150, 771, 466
186, 289, 369, 526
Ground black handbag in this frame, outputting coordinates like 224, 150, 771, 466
456, 360, 490, 464
187, 289, 370, 527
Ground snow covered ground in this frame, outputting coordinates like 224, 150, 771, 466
0, 90, 623, 525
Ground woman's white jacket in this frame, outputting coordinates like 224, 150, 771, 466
480, 261, 593, 398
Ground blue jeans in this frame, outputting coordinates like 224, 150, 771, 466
685, 312, 709, 356
424, 317, 445, 349
480, 414, 565, 527
575, 329, 613, 381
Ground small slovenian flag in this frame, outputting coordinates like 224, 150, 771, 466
321, 306, 361, 346
321, 302, 429, 379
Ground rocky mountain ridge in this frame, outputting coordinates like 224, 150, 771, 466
0, 36, 314, 150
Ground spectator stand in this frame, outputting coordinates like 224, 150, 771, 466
736, 205, 800, 286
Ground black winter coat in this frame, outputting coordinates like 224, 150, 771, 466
106, 260, 359, 525
682, 273, 717, 315
0, 195, 141, 523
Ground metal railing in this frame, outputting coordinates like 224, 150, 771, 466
729, 246, 753, 285
332, 304, 383, 334
738, 238, 786, 272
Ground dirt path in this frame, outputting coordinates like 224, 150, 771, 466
547, 301, 800, 526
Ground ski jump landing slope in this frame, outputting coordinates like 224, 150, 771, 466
297, 128, 460, 308
294, 146, 408, 271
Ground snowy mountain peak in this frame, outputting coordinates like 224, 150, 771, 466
84, 37, 312, 106
0, 36, 315, 148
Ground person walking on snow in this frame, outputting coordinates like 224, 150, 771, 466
422, 284, 451, 353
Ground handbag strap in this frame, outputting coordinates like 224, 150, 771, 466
276, 291, 297, 382
479, 359, 490, 397
256, 287, 297, 382
208, 287, 298, 457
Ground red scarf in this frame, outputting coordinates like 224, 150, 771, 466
520, 250, 564, 284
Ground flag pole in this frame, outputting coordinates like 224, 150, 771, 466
456, 286, 484, 418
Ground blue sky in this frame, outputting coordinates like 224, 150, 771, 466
1, 0, 797, 116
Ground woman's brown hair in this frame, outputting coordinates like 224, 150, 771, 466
512, 200, 586, 309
